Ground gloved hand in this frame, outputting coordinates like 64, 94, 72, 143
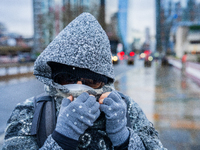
100, 91, 129, 146
55, 92, 100, 140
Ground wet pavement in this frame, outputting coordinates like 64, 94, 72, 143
154, 67, 200, 149
0, 59, 200, 149
115, 60, 200, 149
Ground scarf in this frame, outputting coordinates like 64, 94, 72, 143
44, 84, 116, 149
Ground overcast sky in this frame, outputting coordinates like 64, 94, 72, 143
0, 0, 33, 37
2, 0, 194, 38
130, 0, 155, 35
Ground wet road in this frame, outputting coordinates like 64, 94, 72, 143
1, 59, 200, 149
115, 60, 200, 149
154, 67, 200, 149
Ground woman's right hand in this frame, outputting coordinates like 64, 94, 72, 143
55, 92, 100, 140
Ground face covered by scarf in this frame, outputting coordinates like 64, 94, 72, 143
44, 83, 114, 104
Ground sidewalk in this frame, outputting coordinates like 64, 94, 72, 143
168, 57, 200, 86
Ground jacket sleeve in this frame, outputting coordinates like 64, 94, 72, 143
125, 95, 167, 150
2, 97, 63, 150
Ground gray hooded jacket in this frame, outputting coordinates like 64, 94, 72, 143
34, 12, 114, 89
2, 13, 166, 150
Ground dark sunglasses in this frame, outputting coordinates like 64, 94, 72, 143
53, 72, 104, 89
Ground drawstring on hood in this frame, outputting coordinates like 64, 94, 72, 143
33, 12, 115, 90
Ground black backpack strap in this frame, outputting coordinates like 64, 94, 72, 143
117, 92, 131, 128
31, 94, 56, 148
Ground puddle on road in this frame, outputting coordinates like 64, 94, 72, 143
114, 62, 200, 149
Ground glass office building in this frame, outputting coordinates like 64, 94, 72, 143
118, 0, 128, 52
33, 0, 103, 53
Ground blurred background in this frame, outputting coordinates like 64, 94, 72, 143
1, 0, 200, 149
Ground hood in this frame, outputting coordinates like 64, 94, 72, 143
34, 12, 114, 88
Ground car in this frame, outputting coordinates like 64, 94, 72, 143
127, 51, 135, 65
144, 55, 153, 67
112, 55, 119, 64
139, 53, 146, 59
127, 57, 134, 65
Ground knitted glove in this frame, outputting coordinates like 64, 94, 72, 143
100, 91, 129, 146
55, 92, 100, 140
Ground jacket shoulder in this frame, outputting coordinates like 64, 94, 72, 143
118, 92, 150, 128
5, 97, 35, 140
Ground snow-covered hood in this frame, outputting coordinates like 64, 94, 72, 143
33, 13, 114, 88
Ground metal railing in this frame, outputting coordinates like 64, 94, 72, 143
0, 62, 34, 77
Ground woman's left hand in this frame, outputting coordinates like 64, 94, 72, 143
99, 91, 129, 146
98, 92, 111, 104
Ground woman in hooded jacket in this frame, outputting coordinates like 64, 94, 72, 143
2, 13, 166, 150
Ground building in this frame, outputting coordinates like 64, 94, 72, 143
0, 22, 7, 37
131, 29, 144, 52
184, 0, 196, 22
144, 28, 151, 49
155, 0, 162, 53
33, 0, 54, 53
156, 0, 174, 53
106, 13, 120, 56
118, 0, 128, 53
33, 0, 104, 53
155, 0, 200, 55
172, 23, 200, 61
